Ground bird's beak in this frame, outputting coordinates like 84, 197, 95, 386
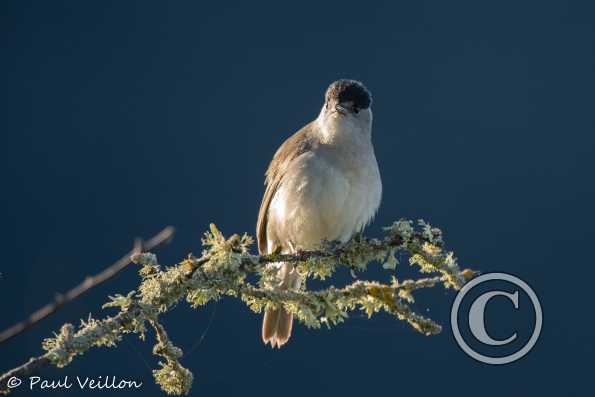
335, 104, 348, 115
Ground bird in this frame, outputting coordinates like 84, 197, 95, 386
256, 79, 382, 348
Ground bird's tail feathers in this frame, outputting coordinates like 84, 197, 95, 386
261, 262, 300, 348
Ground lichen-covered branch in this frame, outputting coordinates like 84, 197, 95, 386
0, 219, 475, 395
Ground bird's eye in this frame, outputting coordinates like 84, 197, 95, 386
353, 107, 359, 114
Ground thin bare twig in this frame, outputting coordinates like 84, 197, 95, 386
0, 227, 175, 345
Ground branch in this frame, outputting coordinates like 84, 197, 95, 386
0, 307, 141, 392
0, 227, 175, 345
0, 219, 475, 396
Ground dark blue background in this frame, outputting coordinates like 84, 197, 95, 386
1, 1, 593, 396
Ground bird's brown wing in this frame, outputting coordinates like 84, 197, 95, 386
256, 122, 316, 254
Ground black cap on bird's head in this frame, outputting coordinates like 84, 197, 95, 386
325, 79, 372, 114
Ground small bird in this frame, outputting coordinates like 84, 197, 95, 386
257, 79, 382, 348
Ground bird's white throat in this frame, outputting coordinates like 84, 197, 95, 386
316, 106, 373, 145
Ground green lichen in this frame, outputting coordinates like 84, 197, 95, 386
150, 320, 193, 395
2, 219, 474, 396
153, 361, 193, 396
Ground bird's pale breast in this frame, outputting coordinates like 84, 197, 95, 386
267, 143, 381, 252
